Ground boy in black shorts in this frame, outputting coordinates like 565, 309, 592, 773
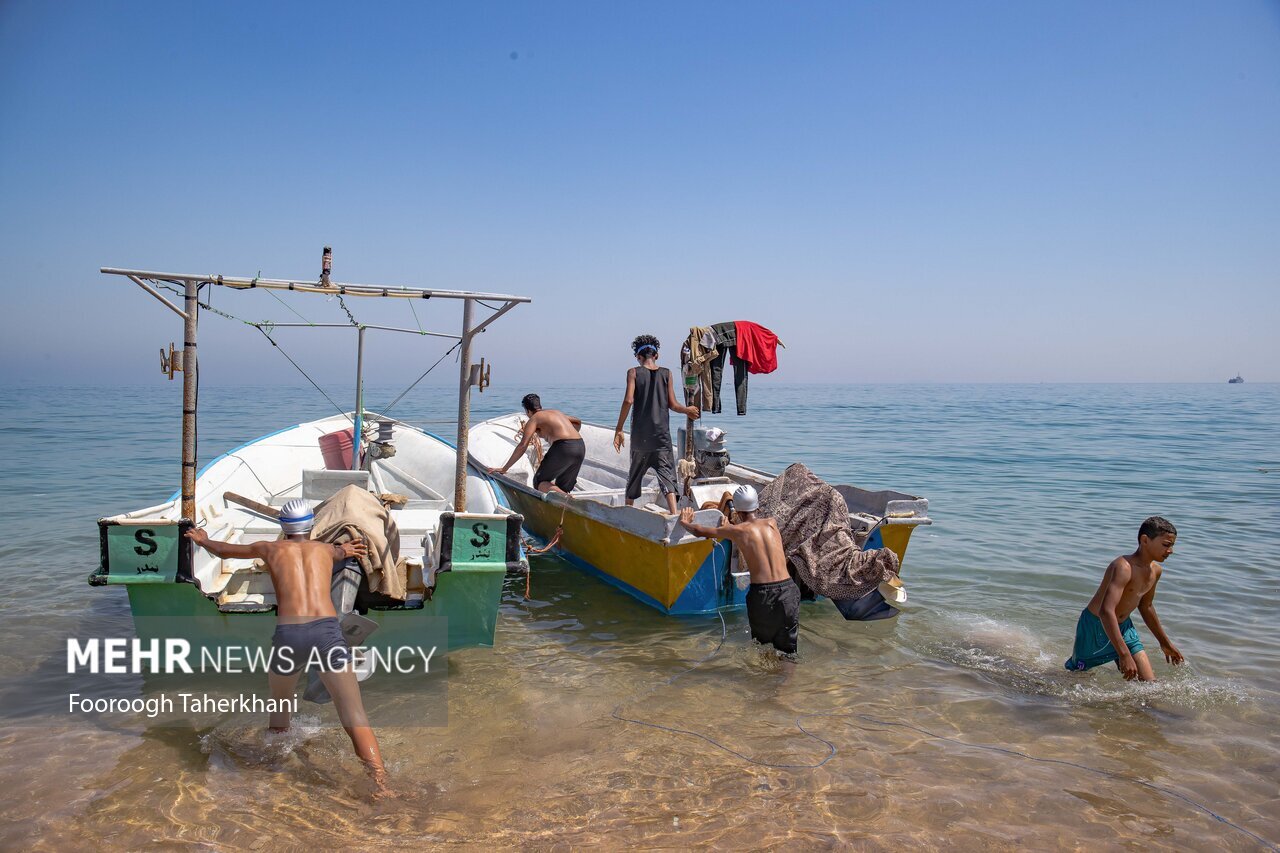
678, 484, 800, 656
613, 335, 700, 514
488, 393, 586, 494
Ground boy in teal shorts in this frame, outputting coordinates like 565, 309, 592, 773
1065, 516, 1186, 681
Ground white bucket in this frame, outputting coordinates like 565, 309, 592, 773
732, 571, 751, 591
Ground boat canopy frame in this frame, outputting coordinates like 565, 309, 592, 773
101, 264, 532, 520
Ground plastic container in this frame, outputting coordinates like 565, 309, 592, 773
319, 428, 357, 470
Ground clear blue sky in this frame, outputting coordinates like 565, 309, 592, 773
2, 1, 1277, 386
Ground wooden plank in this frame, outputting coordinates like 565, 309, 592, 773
223, 491, 280, 520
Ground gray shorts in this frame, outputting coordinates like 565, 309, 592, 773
627, 447, 677, 500
270, 617, 351, 675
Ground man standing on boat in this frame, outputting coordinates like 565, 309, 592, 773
488, 393, 587, 494
185, 501, 388, 792
679, 485, 800, 656
614, 334, 700, 515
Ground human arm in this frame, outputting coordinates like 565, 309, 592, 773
185, 528, 270, 561
1137, 571, 1184, 665
332, 538, 369, 561
666, 369, 700, 419
614, 370, 635, 452
568, 416, 582, 431
1098, 559, 1140, 679
489, 416, 540, 475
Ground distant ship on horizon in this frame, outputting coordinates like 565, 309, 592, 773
1229, 374, 1244, 384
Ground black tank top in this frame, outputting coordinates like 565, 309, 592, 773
631, 367, 671, 452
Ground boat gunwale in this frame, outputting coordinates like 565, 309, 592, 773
470, 414, 932, 537
96, 413, 520, 594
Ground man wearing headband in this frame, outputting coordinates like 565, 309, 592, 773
679, 484, 801, 656
186, 500, 387, 791
614, 334, 701, 514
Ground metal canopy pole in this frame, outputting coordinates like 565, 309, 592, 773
100, 268, 532, 304
453, 298, 474, 512
181, 280, 199, 522
126, 274, 189, 320
352, 326, 366, 470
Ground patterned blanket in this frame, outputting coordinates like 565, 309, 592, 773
757, 463, 899, 602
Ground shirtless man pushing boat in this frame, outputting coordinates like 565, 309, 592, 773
186, 500, 387, 789
679, 484, 801, 656
488, 393, 587, 495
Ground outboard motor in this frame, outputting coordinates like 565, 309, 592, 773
688, 426, 730, 479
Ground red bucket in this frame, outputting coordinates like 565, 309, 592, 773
319, 428, 357, 470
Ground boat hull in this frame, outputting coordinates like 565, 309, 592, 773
510, 484, 914, 616
119, 565, 506, 651
473, 413, 929, 618
510, 487, 743, 614
94, 413, 520, 651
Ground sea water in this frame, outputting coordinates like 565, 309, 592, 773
0, 381, 1277, 848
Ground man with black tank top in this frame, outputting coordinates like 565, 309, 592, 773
613, 334, 701, 514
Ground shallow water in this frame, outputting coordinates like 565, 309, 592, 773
1, 381, 1277, 849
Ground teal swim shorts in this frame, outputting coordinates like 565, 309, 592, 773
1064, 608, 1144, 671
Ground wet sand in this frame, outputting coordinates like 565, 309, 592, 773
3, 565, 1276, 851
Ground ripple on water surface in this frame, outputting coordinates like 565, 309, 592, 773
1, 382, 1277, 847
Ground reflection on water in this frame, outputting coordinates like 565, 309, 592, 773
1, 383, 1278, 847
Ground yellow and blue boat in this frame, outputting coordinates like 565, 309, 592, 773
470, 415, 931, 617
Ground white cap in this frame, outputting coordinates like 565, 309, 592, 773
731, 484, 759, 513
279, 498, 314, 535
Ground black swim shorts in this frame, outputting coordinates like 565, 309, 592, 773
746, 578, 800, 655
534, 438, 586, 492
626, 447, 678, 500
270, 616, 351, 675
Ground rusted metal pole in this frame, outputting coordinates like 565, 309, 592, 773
181, 280, 199, 522
453, 298, 474, 512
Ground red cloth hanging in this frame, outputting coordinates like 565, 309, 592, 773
733, 320, 780, 374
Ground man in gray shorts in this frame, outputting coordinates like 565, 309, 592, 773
187, 499, 387, 792
613, 334, 700, 514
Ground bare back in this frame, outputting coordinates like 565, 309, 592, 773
259, 539, 341, 623
531, 409, 582, 443
726, 517, 790, 584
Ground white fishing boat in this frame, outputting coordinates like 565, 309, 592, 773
469, 415, 931, 618
92, 259, 531, 651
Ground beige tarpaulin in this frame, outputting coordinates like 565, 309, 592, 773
312, 484, 409, 600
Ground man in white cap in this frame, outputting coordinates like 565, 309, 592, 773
186, 500, 388, 791
678, 484, 801, 656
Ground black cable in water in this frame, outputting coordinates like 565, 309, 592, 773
609, 609, 839, 769
610, 613, 1278, 851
